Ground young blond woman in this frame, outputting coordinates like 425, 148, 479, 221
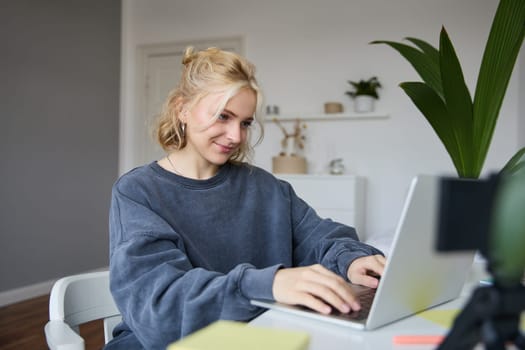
107, 47, 385, 349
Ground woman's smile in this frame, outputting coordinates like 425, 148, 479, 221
214, 141, 236, 154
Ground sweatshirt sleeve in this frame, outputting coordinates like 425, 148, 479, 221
109, 186, 281, 349
283, 181, 384, 280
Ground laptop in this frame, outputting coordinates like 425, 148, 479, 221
251, 174, 475, 330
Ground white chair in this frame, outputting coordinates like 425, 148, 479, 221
44, 270, 122, 350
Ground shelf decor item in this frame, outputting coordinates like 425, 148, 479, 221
329, 158, 346, 175
345, 76, 382, 113
271, 118, 307, 174
323, 102, 344, 114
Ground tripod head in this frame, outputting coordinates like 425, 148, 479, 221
436, 170, 525, 287
435, 170, 525, 349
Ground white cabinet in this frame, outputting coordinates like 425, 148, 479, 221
277, 174, 366, 238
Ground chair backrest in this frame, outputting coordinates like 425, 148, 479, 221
48, 270, 121, 343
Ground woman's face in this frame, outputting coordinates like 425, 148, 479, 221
184, 88, 257, 167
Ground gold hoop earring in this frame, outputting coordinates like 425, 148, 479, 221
181, 123, 186, 137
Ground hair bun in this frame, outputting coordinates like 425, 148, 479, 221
182, 46, 197, 66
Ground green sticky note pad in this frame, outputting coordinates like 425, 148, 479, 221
167, 321, 310, 350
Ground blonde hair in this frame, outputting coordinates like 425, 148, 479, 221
155, 46, 264, 162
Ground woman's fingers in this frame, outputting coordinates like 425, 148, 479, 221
350, 274, 380, 288
347, 254, 386, 287
271, 256, 388, 315
305, 265, 360, 310
297, 279, 354, 313
272, 265, 360, 314
295, 292, 333, 315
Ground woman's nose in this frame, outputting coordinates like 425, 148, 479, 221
226, 123, 242, 143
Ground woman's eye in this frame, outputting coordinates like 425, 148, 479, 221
241, 120, 253, 128
218, 113, 230, 121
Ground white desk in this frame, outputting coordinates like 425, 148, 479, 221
249, 262, 489, 350
250, 298, 467, 350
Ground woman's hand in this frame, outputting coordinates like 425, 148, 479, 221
346, 254, 386, 288
272, 264, 361, 315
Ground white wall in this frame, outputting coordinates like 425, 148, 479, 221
121, 0, 522, 241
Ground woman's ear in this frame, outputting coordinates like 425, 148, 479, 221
174, 97, 188, 123
180, 107, 189, 121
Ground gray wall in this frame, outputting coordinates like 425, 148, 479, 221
0, 0, 120, 292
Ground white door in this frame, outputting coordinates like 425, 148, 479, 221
135, 37, 244, 167
142, 53, 183, 164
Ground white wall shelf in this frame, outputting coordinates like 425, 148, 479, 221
264, 112, 389, 122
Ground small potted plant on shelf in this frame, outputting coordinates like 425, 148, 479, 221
345, 76, 382, 113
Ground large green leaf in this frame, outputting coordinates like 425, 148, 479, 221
400, 82, 465, 175
405, 37, 440, 67
371, 40, 443, 99
473, 0, 525, 171
373, 0, 524, 179
438, 27, 476, 177
500, 146, 525, 176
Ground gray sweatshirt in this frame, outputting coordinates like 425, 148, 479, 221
106, 161, 382, 349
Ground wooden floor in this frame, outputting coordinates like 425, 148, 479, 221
0, 294, 104, 350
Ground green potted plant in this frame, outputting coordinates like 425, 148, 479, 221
371, 0, 524, 179
372, 0, 525, 292
345, 76, 382, 113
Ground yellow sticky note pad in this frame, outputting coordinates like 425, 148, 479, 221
167, 321, 310, 350
418, 309, 461, 329
419, 309, 525, 331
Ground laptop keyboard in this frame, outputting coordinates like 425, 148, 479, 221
291, 287, 376, 321
330, 287, 376, 321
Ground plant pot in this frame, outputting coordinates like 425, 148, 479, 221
272, 155, 307, 174
354, 96, 375, 113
